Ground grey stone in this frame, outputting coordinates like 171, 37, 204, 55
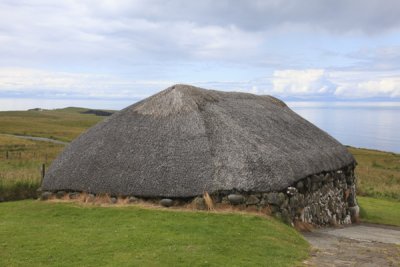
86, 194, 95, 202
211, 194, 222, 203
289, 195, 301, 208
280, 198, 289, 209
160, 198, 173, 207
296, 181, 304, 190
69, 192, 80, 199
348, 185, 358, 207
311, 182, 320, 192
349, 205, 360, 222
270, 205, 280, 213
192, 197, 206, 210
221, 196, 230, 204
246, 195, 260, 205
325, 173, 333, 182
306, 177, 312, 190
258, 199, 267, 207
330, 215, 338, 225
286, 186, 298, 196
228, 194, 245, 205
55, 191, 66, 199
281, 208, 292, 224
40, 191, 52, 200
311, 175, 320, 183
110, 197, 117, 204
266, 192, 285, 206
128, 196, 139, 203
343, 215, 352, 224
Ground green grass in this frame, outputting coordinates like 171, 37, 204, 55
0, 135, 64, 201
0, 107, 105, 142
0, 200, 309, 267
348, 147, 400, 200
358, 196, 400, 227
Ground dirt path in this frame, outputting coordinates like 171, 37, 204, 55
0, 134, 68, 145
303, 223, 400, 266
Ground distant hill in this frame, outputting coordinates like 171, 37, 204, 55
80, 109, 114, 116
0, 107, 113, 142
28, 107, 116, 116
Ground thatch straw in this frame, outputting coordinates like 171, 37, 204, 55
42, 84, 355, 197
203, 192, 214, 211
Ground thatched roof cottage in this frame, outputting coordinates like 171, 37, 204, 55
42, 85, 358, 225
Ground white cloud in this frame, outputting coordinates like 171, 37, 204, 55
335, 77, 400, 98
271, 69, 336, 96
0, 1, 264, 65
268, 69, 400, 99
0, 68, 173, 99
2, 67, 400, 100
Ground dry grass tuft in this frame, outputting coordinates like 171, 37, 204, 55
293, 220, 314, 232
203, 192, 214, 210
94, 193, 112, 204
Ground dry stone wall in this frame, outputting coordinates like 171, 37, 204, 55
195, 163, 358, 226
41, 163, 358, 226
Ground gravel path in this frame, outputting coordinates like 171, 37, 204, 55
0, 134, 68, 145
303, 223, 400, 266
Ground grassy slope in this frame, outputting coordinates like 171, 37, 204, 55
0, 108, 104, 200
348, 147, 400, 200
0, 135, 64, 200
0, 108, 105, 142
0, 201, 309, 267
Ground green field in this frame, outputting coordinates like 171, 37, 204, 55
0, 135, 64, 201
0, 108, 103, 201
348, 147, 400, 201
0, 200, 309, 266
0, 107, 104, 142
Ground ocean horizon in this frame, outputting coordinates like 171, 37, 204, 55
288, 101, 400, 154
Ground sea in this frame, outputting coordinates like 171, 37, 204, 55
287, 102, 400, 153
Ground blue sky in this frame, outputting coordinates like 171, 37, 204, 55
1, 0, 400, 110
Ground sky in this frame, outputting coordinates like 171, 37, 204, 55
1, 0, 400, 110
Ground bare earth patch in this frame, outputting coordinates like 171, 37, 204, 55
303, 223, 400, 266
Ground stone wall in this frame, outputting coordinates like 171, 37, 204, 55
41, 163, 358, 226
197, 163, 358, 226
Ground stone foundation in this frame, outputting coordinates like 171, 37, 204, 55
189, 164, 358, 226
41, 163, 358, 226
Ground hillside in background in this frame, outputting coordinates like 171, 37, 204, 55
0, 107, 115, 142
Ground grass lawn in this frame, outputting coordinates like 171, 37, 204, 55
358, 196, 400, 227
0, 200, 309, 267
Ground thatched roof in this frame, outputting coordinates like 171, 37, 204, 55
42, 84, 355, 197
